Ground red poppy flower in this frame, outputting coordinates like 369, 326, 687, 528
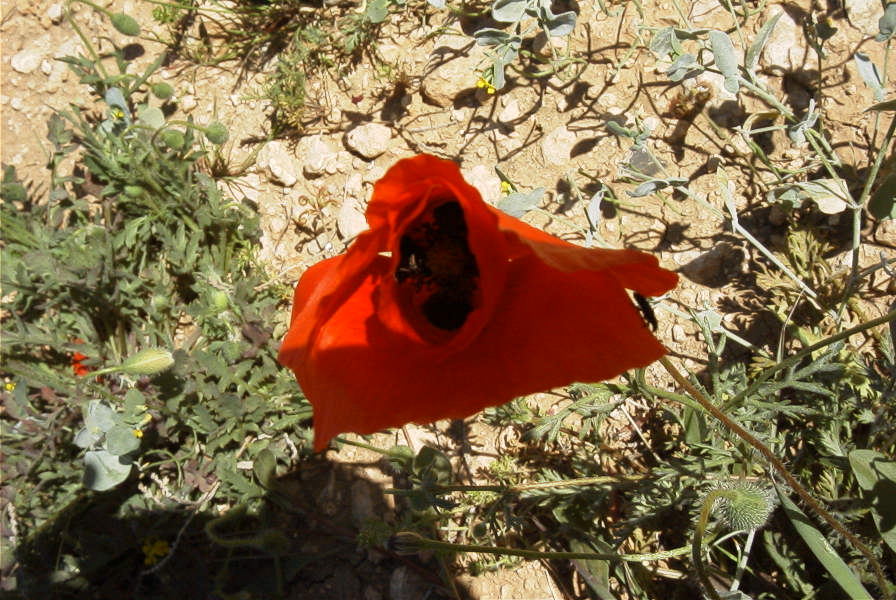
279, 154, 678, 451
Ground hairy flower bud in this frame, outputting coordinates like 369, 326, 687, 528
120, 348, 175, 375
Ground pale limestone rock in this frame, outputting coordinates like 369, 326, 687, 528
11, 50, 43, 74
420, 35, 480, 107
257, 141, 302, 187
541, 125, 578, 165
344, 123, 392, 160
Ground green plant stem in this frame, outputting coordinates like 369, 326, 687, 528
846, 115, 896, 304
410, 474, 648, 495
65, 3, 110, 82
404, 533, 692, 563
693, 489, 731, 600
659, 354, 891, 598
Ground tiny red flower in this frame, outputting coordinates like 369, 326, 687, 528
279, 154, 678, 450
72, 340, 91, 377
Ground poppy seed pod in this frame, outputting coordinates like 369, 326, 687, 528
279, 154, 678, 450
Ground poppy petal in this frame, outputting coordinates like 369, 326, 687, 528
278, 154, 678, 451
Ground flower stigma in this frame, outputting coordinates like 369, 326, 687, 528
394, 201, 480, 331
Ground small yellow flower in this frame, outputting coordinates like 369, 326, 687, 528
4, 382, 15, 392
133, 429, 144, 438
500, 180, 512, 195
476, 77, 497, 94
141, 536, 170, 566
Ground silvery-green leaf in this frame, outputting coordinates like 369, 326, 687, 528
649, 27, 678, 58
768, 180, 850, 214
854, 52, 885, 101
104, 88, 131, 123
74, 427, 101, 449
796, 180, 850, 214
767, 185, 803, 208
695, 309, 724, 332
666, 53, 701, 81
709, 30, 739, 79
627, 177, 687, 197
876, 3, 896, 42
606, 121, 637, 139
746, 12, 782, 73
498, 187, 545, 217
365, 0, 389, 23
787, 99, 818, 144
426, 0, 445, 8
105, 424, 141, 455
492, 0, 529, 23
723, 76, 740, 94
545, 10, 576, 37
475, 28, 511, 46
83, 450, 133, 491
137, 105, 164, 129
84, 399, 117, 433
490, 59, 507, 90
585, 189, 603, 230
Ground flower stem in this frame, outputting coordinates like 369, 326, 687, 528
398, 532, 691, 563
693, 490, 729, 600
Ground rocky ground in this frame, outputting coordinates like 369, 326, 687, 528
2, 0, 894, 597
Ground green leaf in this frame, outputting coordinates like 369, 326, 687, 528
746, 12, 782, 73
543, 10, 576, 37
253, 448, 277, 489
866, 98, 896, 112
414, 446, 452, 486
492, 0, 529, 23
666, 53, 700, 81
105, 424, 141, 455
776, 487, 871, 599
474, 28, 512, 46
627, 177, 688, 197
649, 27, 679, 59
854, 52, 885, 101
137, 105, 165, 129
83, 450, 133, 491
849, 450, 896, 552
386, 445, 415, 473
709, 30, 739, 93
868, 171, 896, 220
364, 0, 389, 24
84, 399, 118, 433
876, 2, 896, 42
498, 187, 544, 217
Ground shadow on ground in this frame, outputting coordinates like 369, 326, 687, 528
5, 454, 470, 600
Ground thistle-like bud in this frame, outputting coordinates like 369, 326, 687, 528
708, 480, 777, 532
204, 122, 229, 145
110, 13, 140, 36
152, 83, 174, 100
119, 348, 175, 376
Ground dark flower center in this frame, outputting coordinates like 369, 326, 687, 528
395, 201, 480, 330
